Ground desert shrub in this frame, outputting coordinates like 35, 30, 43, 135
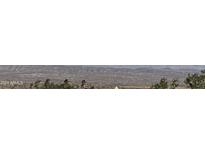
59, 79, 73, 89
43, 79, 51, 89
30, 80, 42, 89
29, 83, 34, 88
170, 79, 179, 89
49, 82, 60, 89
80, 80, 95, 89
184, 70, 205, 89
81, 80, 86, 88
151, 78, 179, 89
29, 79, 94, 89
151, 78, 169, 89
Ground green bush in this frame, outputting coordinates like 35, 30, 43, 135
184, 70, 205, 89
30, 80, 41, 89
151, 78, 169, 89
29, 79, 94, 89
170, 79, 179, 89
151, 78, 179, 89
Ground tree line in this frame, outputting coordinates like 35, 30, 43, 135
151, 70, 205, 89
30, 79, 94, 89
28, 69, 205, 89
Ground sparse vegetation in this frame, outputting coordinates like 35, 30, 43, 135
2, 69, 205, 89
81, 80, 86, 88
151, 78, 169, 89
151, 78, 179, 89
184, 70, 205, 89
170, 79, 179, 89
29, 79, 94, 89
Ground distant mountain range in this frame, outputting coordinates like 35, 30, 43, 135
0, 65, 204, 71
